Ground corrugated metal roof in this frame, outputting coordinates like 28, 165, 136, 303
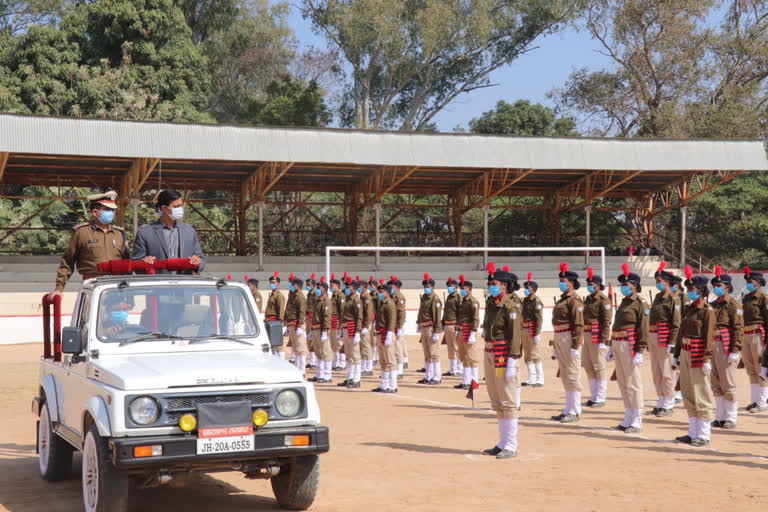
1, 113, 765, 171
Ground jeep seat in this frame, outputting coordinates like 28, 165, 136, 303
175, 304, 211, 338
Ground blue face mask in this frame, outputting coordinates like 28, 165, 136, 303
288, 283, 295, 292
488, 285, 501, 297
687, 290, 700, 301
377, 292, 385, 301
524, 288, 531, 297
269, 283, 277, 290
746, 282, 757, 293
713, 286, 726, 297
656, 282, 665, 291
671, 285, 677, 292
460, 288, 468, 297
369, 287, 375, 293
110, 310, 128, 324
424, 287, 432, 295
344, 288, 351, 296
587, 285, 596, 294
97, 209, 114, 224
447, 286, 455, 294
620, 285, 633, 297
390, 288, 396, 296
315, 288, 322, 297
558, 281, 568, 293
306, 285, 312, 291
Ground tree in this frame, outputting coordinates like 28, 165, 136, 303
0, 0, 67, 36
239, 75, 331, 126
469, 99, 578, 136
303, 0, 583, 130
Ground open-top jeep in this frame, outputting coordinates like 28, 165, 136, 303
33, 275, 329, 511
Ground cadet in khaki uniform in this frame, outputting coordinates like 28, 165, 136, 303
740, 266, 768, 412
709, 267, 744, 428
372, 283, 399, 393
609, 263, 649, 433
521, 273, 544, 387
389, 276, 408, 375
265, 271, 286, 358
247, 279, 263, 314
416, 273, 443, 385
329, 274, 345, 371
52, 191, 130, 296
285, 274, 308, 376
358, 277, 375, 377
456, 276, 481, 390
582, 267, 612, 408
368, 276, 380, 366
442, 277, 462, 378
338, 279, 364, 388
480, 263, 522, 459
308, 279, 333, 383
648, 262, 681, 417
305, 275, 317, 369
550, 262, 585, 423
672, 269, 715, 447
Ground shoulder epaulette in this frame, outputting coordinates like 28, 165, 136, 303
73, 222, 90, 230
113, 225, 125, 232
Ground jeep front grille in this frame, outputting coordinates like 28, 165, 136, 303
164, 392, 272, 411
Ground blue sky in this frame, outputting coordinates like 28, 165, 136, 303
284, 4, 614, 132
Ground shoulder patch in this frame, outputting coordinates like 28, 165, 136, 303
112, 225, 125, 232
510, 312, 517, 320
357, 304, 361, 308
605, 304, 611, 310
737, 309, 743, 316
675, 304, 680, 310
400, 300, 405, 304
577, 306, 583, 312
74, 222, 90, 230
537, 304, 542, 310
473, 304, 478, 309
644, 308, 650, 316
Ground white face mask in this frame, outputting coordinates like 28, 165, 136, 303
165, 206, 183, 221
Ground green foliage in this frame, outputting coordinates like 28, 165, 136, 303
239, 76, 331, 126
469, 100, 578, 136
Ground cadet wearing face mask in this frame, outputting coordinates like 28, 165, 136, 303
285, 274, 308, 373
648, 261, 681, 417
132, 189, 205, 273
740, 266, 768, 413
308, 278, 333, 383
442, 277, 462, 378
359, 276, 375, 376
304, 274, 317, 368
582, 267, 611, 408
338, 278, 363, 388
264, 271, 286, 358
416, 273, 443, 385
52, 191, 130, 297
456, 276, 481, 390
521, 272, 544, 388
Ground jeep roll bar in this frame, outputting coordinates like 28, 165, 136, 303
42, 293, 62, 361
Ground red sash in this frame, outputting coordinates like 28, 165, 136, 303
486, 339, 508, 369
652, 322, 671, 347
378, 328, 387, 343
461, 323, 472, 343
523, 321, 536, 338
266, 315, 278, 322
345, 321, 356, 337
590, 322, 601, 344
613, 328, 638, 356
331, 315, 339, 330
715, 328, 732, 354
682, 338, 705, 368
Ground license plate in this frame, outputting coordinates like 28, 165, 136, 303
196, 425, 254, 455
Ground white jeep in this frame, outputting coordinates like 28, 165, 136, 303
32, 275, 329, 512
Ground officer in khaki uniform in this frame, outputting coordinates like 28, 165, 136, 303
390, 276, 408, 375
709, 267, 744, 428
308, 279, 333, 383
305, 274, 317, 369
338, 279, 364, 388
442, 277, 462, 378
368, 276, 380, 366
416, 273, 443, 385
285, 274, 308, 376
53, 191, 129, 296
247, 279, 263, 314
648, 262, 681, 417
521, 273, 544, 387
672, 269, 715, 446
550, 262, 585, 423
456, 276, 481, 390
480, 263, 522, 459
740, 266, 768, 412
265, 271, 286, 358
582, 267, 611, 408
372, 282, 399, 393
329, 274, 346, 371
609, 263, 649, 433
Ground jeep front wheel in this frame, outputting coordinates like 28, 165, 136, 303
38, 402, 73, 481
82, 425, 129, 512
270, 455, 320, 510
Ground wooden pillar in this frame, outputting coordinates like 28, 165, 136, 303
237, 186, 248, 255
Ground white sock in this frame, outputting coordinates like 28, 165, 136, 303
380, 372, 388, 390
497, 420, 506, 449
356, 364, 363, 382
631, 409, 643, 429
341, 353, 347, 367
535, 361, 544, 385
346, 365, 353, 381
503, 418, 518, 452
675, 390, 682, 400
597, 380, 608, 403
310, 352, 316, 365
472, 367, 479, 382
588, 379, 595, 401
527, 363, 537, 384
621, 409, 632, 428
389, 371, 398, 390
688, 417, 697, 438
515, 386, 521, 406
425, 361, 433, 381
564, 390, 572, 415
463, 367, 471, 385
760, 385, 768, 404
573, 391, 582, 415
434, 361, 441, 380
715, 396, 724, 421
398, 363, 404, 375
457, 360, 464, 373
278, 351, 285, 360
697, 417, 711, 440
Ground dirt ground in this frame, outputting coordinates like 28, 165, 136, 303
1, 340, 767, 512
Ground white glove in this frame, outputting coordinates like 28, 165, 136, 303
533, 335, 541, 344
702, 361, 712, 375
598, 343, 607, 351
667, 344, 675, 354
479, 328, 485, 338
320, 331, 328, 342
632, 352, 643, 366
570, 348, 579, 359
361, 327, 368, 335
468, 331, 476, 344
672, 357, 680, 368
606, 347, 614, 362
296, 327, 304, 337
353, 332, 361, 344
397, 329, 404, 338
505, 358, 518, 382
282, 327, 287, 336
385, 331, 394, 345
728, 352, 740, 365
761, 367, 768, 380
552, 347, 558, 360
416, 324, 421, 334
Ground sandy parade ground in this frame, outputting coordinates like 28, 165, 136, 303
1, 340, 767, 512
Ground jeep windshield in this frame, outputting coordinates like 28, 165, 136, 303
97, 285, 260, 343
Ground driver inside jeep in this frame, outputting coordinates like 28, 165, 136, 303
99, 294, 135, 339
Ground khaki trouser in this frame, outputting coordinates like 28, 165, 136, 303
379, 333, 397, 371
420, 325, 440, 362
311, 329, 332, 362
484, 346, 520, 419
554, 331, 582, 392
613, 339, 643, 410
741, 332, 767, 386
522, 329, 542, 364
360, 326, 372, 360
457, 326, 482, 368
445, 324, 459, 361
342, 329, 362, 365
680, 349, 714, 421
288, 326, 308, 357
649, 333, 676, 400
395, 331, 405, 364
711, 340, 739, 402
581, 332, 608, 381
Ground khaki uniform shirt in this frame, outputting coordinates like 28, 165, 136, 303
284, 291, 307, 329
649, 290, 681, 342
583, 292, 612, 344
674, 299, 716, 363
341, 294, 363, 332
522, 295, 543, 336
458, 294, 480, 331
394, 290, 406, 330
331, 289, 345, 318
611, 293, 650, 352
375, 296, 397, 333
482, 293, 522, 359
306, 289, 316, 321
251, 289, 263, 313
360, 290, 374, 328
442, 292, 461, 326
265, 290, 286, 320
417, 294, 442, 330
55, 222, 130, 291
711, 295, 744, 353
552, 290, 585, 349
312, 295, 332, 332
742, 290, 768, 328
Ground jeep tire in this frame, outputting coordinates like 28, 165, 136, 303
82, 425, 129, 512
271, 455, 320, 510
38, 402, 73, 481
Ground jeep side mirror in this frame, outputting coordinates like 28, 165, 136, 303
61, 326, 83, 354
265, 321, 283, 347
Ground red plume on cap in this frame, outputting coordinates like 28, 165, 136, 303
744, 266, 751, 276
310, 273, 316, 280
289, 272, 295, 281
227, 274, 232, 280
527, 272, 532, 283
684, 265, 693, 280
320, 275, 326, 283
393, 275, 399, 281
622, 262, 630, 277
355, 275, 360, 281
560, 262, 568, 274
423, 273, 430, 281
487, 262, 496, 274
331, 272, 336, 280
343, 271, 349, 279
587, 267, 594, 280
459, 274, 465, 284
503, 265, 510, 272
379, 278, 384, 285
390, 275, 395, 281
273, 271, 279, 278
656, 260, 667, 274
244, 275, 249, 281
715, 265, 722, 278
369, 275, 374, 282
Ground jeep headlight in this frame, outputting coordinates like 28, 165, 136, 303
129, 396, 160, 425
275, 390, 301, 417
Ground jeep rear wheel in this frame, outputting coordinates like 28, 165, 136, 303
270, 455, 320, 510
82, 425, 129, 512
38, 402, 73, 481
